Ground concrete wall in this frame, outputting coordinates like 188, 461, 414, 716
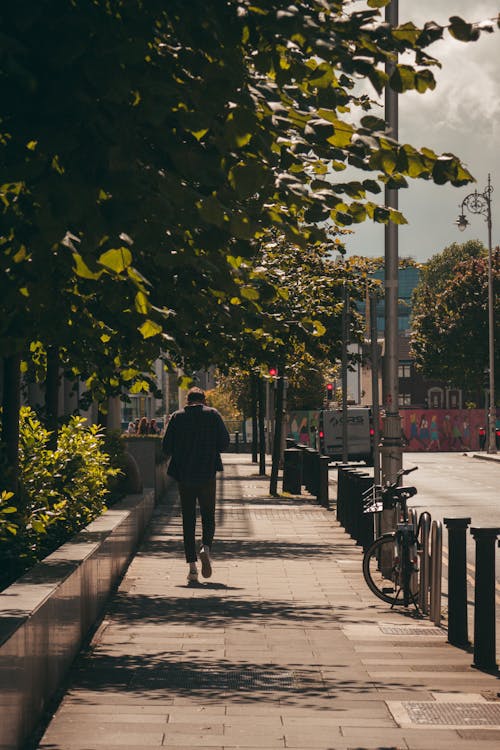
0, 489, 155, 750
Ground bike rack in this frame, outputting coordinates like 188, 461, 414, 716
417, 512, 432, 615
408, 508, 418, 532
430, 519, 443, 625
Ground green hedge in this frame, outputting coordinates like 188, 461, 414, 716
0, 407, 121, 591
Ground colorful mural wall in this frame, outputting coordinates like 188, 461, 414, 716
286, 408, 497, 452
286, 410, 320, 449
400, 409, 496, 452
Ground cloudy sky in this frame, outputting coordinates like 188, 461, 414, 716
342, 1, 500, 262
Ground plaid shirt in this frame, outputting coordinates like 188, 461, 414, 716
162, 404, 230, 483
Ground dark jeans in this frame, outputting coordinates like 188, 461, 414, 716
178, 478, 216, 563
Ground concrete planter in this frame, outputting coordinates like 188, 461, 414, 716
0, 489, 154, 750
123, 436, 167, 501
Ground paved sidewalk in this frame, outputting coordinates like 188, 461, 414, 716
34, 455, 500, 750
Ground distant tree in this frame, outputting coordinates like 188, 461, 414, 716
411, 247, 500, 392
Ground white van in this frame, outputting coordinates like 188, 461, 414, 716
318, 408, 374, 465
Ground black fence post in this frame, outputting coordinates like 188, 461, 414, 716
443, 517, 471, 649
470, 527, 500, 671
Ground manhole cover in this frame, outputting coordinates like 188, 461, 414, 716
131, 667, 297, 690
380, 626, 444, 636
403, 702, 500, 726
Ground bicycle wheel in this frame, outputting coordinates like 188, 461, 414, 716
363, 533, 401, 605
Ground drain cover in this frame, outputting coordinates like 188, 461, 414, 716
403, 702, 500, 726
131, 667, 297, 690
380, 625, 444, 636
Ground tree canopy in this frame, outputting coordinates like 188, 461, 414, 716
1, 1, 498, 401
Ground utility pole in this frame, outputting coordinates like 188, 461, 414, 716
381, 0, 402, 485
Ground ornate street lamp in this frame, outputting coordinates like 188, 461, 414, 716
455, 174, 496, 453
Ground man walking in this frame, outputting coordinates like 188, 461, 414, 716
162, 387, 230, 583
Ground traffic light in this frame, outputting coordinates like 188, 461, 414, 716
326, 383, 333, 400
268, 366, 278, 377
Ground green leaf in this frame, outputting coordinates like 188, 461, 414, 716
138, 319, 162, 338
390, 65, 416, 93
240, 286, 259, 301
414, 70, 436, 94
135, 291, 150, 314
72, 252, 102, 280
197, 195, 225, 227
392, 22, 420, 45
448, 16, 480, 42
360, 116, 386, 132
228, 161, 268, 199
98, 247, 133, 273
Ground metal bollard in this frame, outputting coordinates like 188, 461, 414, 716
282, 448, 302, 495
430, 520, 442, 625
418, 512, 431, 615
235, 431, 239, 453
317, 456, 330, 509
470, 527, 500, 671
443, 517, 471, 648
304, 448, 319, 495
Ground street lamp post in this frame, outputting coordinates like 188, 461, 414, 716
455, 174, 496, 454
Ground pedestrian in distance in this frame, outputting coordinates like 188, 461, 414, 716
149, 418, 161, 435
162, 387, 230, 584
478, 426, 486, 451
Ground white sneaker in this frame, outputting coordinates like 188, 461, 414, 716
199, 546, 212, 579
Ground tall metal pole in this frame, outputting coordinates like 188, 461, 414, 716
456, 175, 496, 454
381, 0, 402, 485
486, 176, 496, 454
370, 295, 381, 485
341, 281, 349, 463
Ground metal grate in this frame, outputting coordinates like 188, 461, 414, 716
380, 625, 445, 636
403, 702, 500, 726
131, 667, 297, 690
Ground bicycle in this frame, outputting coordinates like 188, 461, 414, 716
362, 466, 420, 609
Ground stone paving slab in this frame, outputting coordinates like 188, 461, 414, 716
33, 455, 500, 750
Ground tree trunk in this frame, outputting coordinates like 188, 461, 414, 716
269, 373, 285, 496
257, 375, 266, 475
250, 374, 258, 463
2, 354, 21, 494
45, 345, 60, 449
97, 405, 109, 429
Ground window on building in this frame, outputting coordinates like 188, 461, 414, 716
399, 393, 411, 406
398, 363, 411, 378
428, 388, 443, 409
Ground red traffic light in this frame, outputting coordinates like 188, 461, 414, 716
326, 382, 333, 400
268, 366, 278, 377
326, 383, 333, 391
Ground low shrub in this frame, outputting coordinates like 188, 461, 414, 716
0, 407, 121, 590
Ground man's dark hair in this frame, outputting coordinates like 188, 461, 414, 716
187, 387, 206, 404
